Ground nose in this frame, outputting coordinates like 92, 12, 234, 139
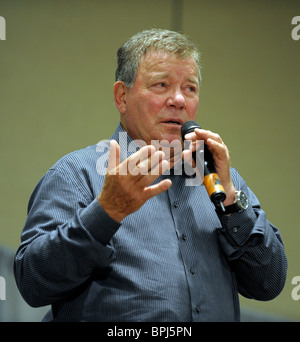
167, 89, 186, 110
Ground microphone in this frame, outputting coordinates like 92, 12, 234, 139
181, 121, 226, 212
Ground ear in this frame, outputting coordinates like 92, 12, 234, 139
113, 81, 128, 114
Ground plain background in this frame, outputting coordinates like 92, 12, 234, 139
0, 0, 299, 320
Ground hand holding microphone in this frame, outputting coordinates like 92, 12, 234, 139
181, 121, 236, 212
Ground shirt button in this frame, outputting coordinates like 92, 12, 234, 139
173, 201, 179, 208
190, 267, 195, 275
195, 305, 200, 313
182, 234, 187, 241
232, 227, 239, 233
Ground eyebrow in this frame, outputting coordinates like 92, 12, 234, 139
187, 77, 199, 86
148, 72, 199, 86
148, 72, 169, 83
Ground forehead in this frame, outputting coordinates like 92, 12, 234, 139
137, 50, 199, 80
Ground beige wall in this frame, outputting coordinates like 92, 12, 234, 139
1, 0, 299, 320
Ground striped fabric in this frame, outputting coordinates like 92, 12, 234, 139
14, 123, 287, 322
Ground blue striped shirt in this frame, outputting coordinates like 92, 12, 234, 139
14, 123, 287, 322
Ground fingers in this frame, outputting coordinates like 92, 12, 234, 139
128, 145, 160, 176
182, 149, 194, 166
183, 127, 231, 185
184, 128, 227, 158
99, 142, 173, 222
106, 140, 172, 193
184, 128, 223, 146
143, 177, 172, 201
109, 143, 171, 178
205, 137, 228, 161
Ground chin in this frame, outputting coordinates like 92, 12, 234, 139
159, 133, 182, 144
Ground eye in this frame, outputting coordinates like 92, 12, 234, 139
187, 85, 197, 92
151, 82, 168, 92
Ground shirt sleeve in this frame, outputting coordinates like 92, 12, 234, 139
14, 166, 120, 308
217, 169, 287, 301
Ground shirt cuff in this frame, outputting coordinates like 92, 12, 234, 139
217, 205, 264, 247
79, 198, 121, 245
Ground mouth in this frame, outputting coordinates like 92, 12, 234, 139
161, 119, 183, 127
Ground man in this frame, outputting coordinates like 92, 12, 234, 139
14, 29, 287, 322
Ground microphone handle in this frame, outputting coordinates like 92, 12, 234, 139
192, 150, 226, 212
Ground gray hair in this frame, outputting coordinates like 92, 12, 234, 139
115, 28, 201, 87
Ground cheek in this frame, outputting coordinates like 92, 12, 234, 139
145, 95, 165, 113
187, 98, 199, 117
138, 98, 165, 126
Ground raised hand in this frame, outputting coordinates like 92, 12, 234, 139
98, 140, 172, 223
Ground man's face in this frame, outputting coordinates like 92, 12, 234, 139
120, 50, 199, 145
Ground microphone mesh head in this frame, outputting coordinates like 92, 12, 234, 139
181, 121, 201, 139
